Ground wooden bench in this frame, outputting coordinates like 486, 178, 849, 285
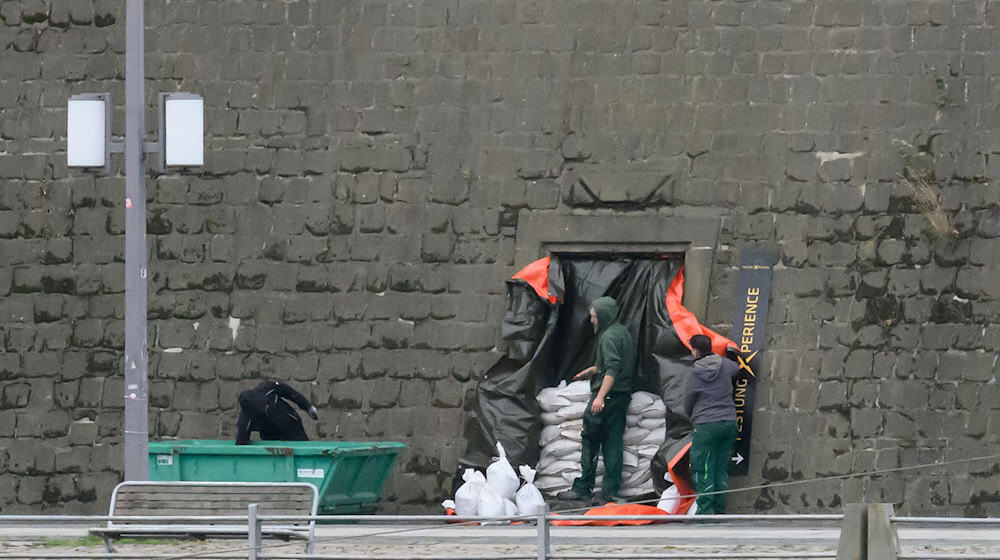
89, 481, 317, 554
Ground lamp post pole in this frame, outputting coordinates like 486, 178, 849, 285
123, 0, 149, 481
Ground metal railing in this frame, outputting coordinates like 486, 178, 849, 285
1, 507, 998, 560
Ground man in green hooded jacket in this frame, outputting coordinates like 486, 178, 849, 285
557, 296, 636, 503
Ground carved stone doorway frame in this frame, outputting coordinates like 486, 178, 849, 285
514, 211, 721, 317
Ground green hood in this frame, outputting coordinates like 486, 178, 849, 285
591, 296, 620, 334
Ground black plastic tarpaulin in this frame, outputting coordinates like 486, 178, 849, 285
461, 255, 733, 493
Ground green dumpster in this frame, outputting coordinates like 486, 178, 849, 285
148, 440, 405, 514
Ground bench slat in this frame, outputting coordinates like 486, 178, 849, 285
116, 486, 313, 495
116, 497, 311, 507
116, 498, 311, 507
118, 487, 312, 499
90, 527, 307, 540
112, 509, 312, 517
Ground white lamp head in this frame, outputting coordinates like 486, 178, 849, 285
159, 93, 204, 169
67, 93, 111, 170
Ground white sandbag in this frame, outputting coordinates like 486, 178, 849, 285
539, 459, 580, 475
624, 466, 651, 482
637, 444, 659, 457
657, 484, 681, 514
562, 380, 592, 401
504, 499, 518, 518
560, 419, 583, 430
623, 469, 652, 487
686, 500, 698, 515
560, 426, 583, 442
541, 401, 587, 424
537, 384, 573, 412
540, 438, 579, 458
541, 484, 572, 496
559, 470, 582, 485
477, 483, 505, 517
638, 417, 664, 430
538, 451, 581, 472
622, 448, 640, 468
514, 465, 546, 516
534, 475, 567, 491
441, 499, 456, 512
536, 452, 558, 472
486, 442, 519, 500
555, 471, 605, 486
640, 427, 666, 446
626, 414, 642, 427
627, 392, 656, 414
454, 469, 485, 516
640, 399, 667, 418
624, 426, 650, 445
539, 424, 561, 446
620, 483, 654, 497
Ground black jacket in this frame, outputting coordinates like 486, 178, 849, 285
235, 380, 313, 445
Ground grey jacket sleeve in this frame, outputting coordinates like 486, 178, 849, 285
723, 359, 740, 382
683, 370, 697, 419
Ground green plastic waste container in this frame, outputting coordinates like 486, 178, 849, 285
148, 440, 405, 514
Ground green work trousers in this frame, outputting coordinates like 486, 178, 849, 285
690, 420, 738, 514
572, 392, 628, 500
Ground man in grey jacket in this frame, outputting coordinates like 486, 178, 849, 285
683, 335, 739, 514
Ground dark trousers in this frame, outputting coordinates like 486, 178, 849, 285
572, 392, 628, 499
690, 420, 737, 514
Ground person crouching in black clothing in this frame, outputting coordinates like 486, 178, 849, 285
235, 380, 319, 445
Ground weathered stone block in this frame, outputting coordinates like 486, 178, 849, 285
849, 379, 878, 407
367, 379, 401, 409
67, 418, 97, 447
819, 346, 850, 380
878, 379, 930, 409
850, 408, 883, 438
54, 446, 90, 474
955, 382, 981, 411
845, 350, 874, 378
16, 476, 45, 505
928, 385, 956, 410
1, 382, 30, 408
371, 320, 414, 350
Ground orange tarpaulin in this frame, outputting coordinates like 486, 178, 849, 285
665, 266, 737, 356
551, 503, 670, 526
667, 441, 696, 515
512, 257, 560, 304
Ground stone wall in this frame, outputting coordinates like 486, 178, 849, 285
0, 0, 998, 515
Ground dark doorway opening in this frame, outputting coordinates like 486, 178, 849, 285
544, 253, 691, 395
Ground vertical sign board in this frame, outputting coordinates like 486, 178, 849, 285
730, 249, 774, 476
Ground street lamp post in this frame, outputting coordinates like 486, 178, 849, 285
67, 0, 204, 481
122, 0, 150, 481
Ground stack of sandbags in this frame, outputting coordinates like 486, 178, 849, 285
620, 391, 666, 497
535, 381, 592, 494
534, 382, 667, 498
